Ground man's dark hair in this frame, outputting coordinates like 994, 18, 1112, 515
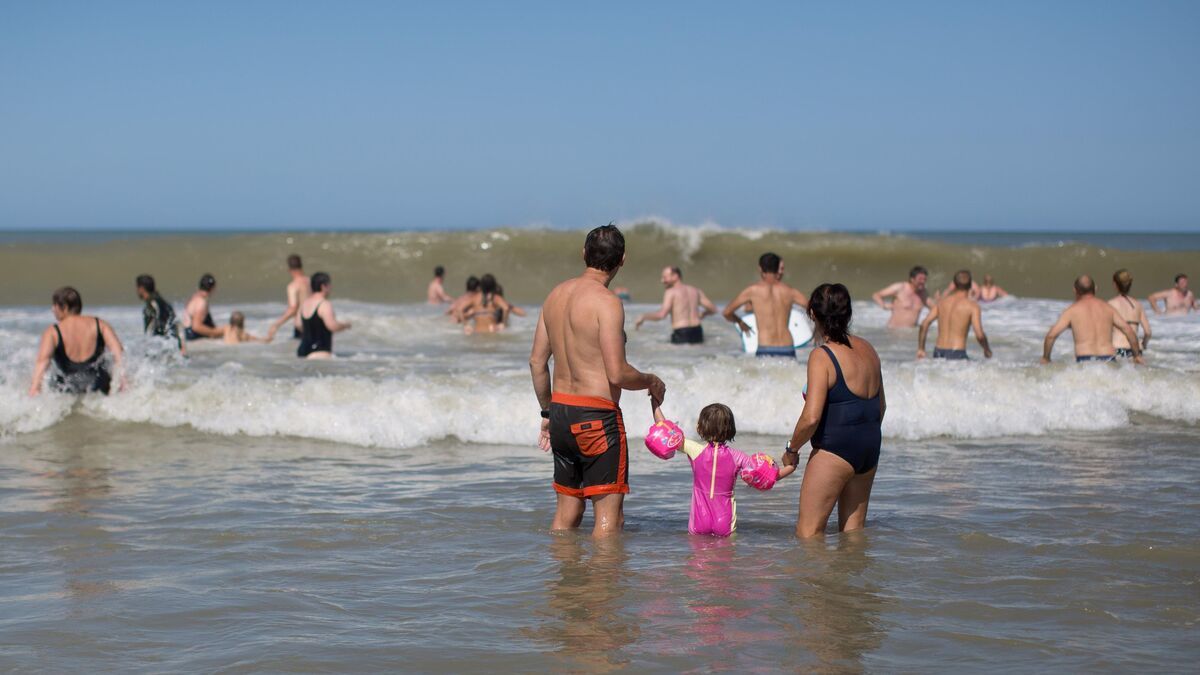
434, 265, 445, 278
136, 274, 156, 293
808, 283, 853, 346
697, 403, 736, 444
52, 286, 83, 314
465, 276, 480, 292
954, 270, 972, 291
583, 224, 625, 272
671, 266, 682, 279
1176, 273, 1188, 284
199, 274, 216, 291
310, 271, 331, 292
909, 266, 929, 279
287, 254, 303, 270
758, 252, 781, 275
1074, 275, 1096, 296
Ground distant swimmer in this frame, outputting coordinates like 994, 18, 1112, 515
1042, 275, 1143, 365
447, 276, 480, 323
872, 266, 934, 328
492, 277, 527, 326
266, 254, 311, 341
463, 274, 525, 334
297, 272, 352, 359
135, 274, 184, 353
1108, 269, 1151, 358
29, 287, 125, 396
427, 265, 454, 305
1148, 273, 1196, 315
978, 275, 1010, 303
635, 266, 718, 344
529, 224, 665, 537
219, 312, 267, 345
613, 286, 632, 303
941, 277, 980, 301
722, 252, 809, 357
918, 270, 992, 360
183, 274, 222, 341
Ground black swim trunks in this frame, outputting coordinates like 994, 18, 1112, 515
1115, 348, 1136, 358
756, 345, 796, 358
670, 325, 704, 344
933, 348, 968, 360
548, 393, 628, 498
1076, 355, 1116, 363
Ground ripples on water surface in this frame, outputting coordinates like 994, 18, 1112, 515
2, 295, 1198, 671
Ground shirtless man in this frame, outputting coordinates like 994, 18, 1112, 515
1148, 273, 1196, 316
529, 224, 665, 537
183, 274, 222, 340
918, 270, 992, 360
1043, 275, 1143, 364
978, 275, 1009, 303
635, 266, 718, 344
266, 254, 310, 341
722, 253, 809, 357
427, 266, 453, 305
873, 266, 934, 328
447, 276, 480, 323
1109, 269, 1151, 358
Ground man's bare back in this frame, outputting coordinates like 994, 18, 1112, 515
635, 267, 717, 335
722, 254, 808, 351
918, 274, 991, 359
1044, 276, 1142, 364
540, 277, 627, 401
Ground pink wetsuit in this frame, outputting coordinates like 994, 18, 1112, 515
679, 439, 755, 537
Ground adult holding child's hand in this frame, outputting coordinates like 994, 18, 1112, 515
785, 283, 885, 538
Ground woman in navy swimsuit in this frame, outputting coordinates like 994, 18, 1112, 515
783, 283, 885, 538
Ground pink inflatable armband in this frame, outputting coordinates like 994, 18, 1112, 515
740, 453, 780, 491
644, 420, 684, 459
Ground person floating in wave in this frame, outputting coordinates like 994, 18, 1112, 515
722, 252, 809, 358
183, 274, 222, 341
1042, 275, 1143, 365
427, 265, 454, 305
635, 265, 718, 344
1108, 269, 1151, 359
297, 272, 351, 359
463, 273, 525, 334
646, 402, 795, 537
1148, 273, 1196, 316
217, 311, 267, 345
135, 274, 184, 354
918, 270, 992, 360
447, 276, 480, 323
978, 274, 1010, 303
266, 254, 310, 341
29, 287, 126, 396
872, 266, 934, 328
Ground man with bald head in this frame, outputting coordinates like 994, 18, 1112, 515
634, 266, 718, 344
918, 270, 991, 360
1043, 275, 1144, 365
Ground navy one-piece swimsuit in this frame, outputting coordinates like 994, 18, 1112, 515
811, 345, 881, 474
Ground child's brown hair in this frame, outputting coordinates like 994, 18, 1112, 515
230, 311, 245, 329
696, 403, 736, 444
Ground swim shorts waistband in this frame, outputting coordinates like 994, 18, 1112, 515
756, 345, 796, 358
551, 392, 619, 410
1076, 354, 1116, 363
932, 348, 968, 360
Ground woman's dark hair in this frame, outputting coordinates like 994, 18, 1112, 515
136, 274, 156, 293
808, 283, 852, 346
199, 274, 216, 291
583, 224, 625, 272
465, 276, 480, 292
479, 274, 498, 295
696, 403, 736, 444
52, 286, 83, 314
310, 271, 331, 292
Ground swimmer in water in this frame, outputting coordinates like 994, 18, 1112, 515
1148, 273, 1196, 316
872, 266, 935, 328
29, 287, 126, 396
427, 265, 454, 305
266, 254, 311, 341
918, 270, 992, 360
447, 276, 481, 323
650, 402, 795, 537
183, 274, 222, 341
1108, 269, 1151, 358
463, 274, 524, 334
297, 272, 351, 359
219, 312, 267, 344
1042, 275, 1143, 365
722, 252, 809, 358
135, 274, 184, 354
941, 277, 980, 301
635, 266, 718, 344
978, 275, 1010, 303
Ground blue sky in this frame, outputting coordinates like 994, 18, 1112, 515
1, 1, 1197, 231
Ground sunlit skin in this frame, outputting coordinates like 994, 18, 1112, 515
1043, 276, 1144, 364
873, 272, 934, 328
635, 266, 718, 331
918, 273, 992, 359
1148, 275, 1196, 315
29, 302, 126, 396
297, 282, 352, 359
721, 260, 809, 348
267, 263, 309, 341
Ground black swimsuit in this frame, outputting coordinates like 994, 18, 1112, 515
811, 345, 882, 474
298, 302, 333, 357
185, 312, 215, 341
52, 320, 112, 394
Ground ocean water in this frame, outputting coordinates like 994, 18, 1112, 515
2, 226, 1199, 671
